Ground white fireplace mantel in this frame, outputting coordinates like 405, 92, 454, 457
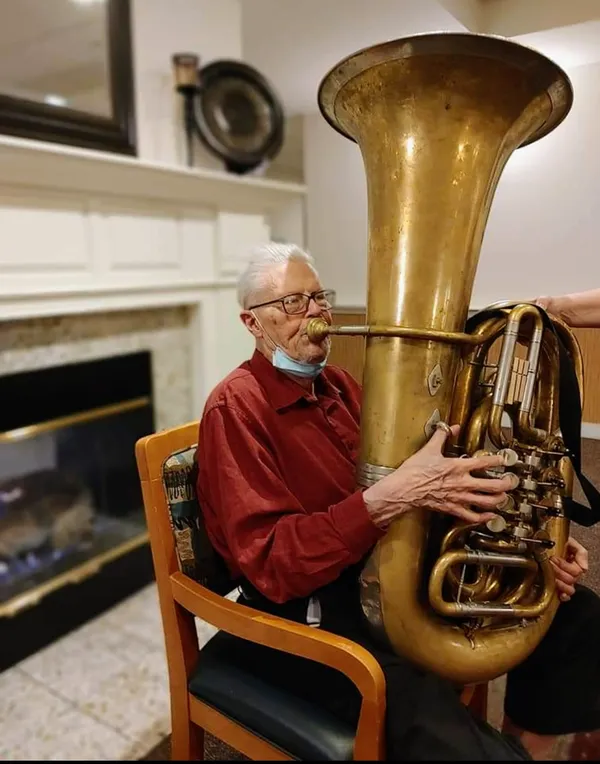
0, 135, 307, 414
0, 135, 307, 322
0, 135, 307, 216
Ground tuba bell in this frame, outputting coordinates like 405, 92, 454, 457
306, 32, 584, 685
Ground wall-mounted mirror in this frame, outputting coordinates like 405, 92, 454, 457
0, 0, 136, 155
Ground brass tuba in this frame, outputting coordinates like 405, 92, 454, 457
306, 32, 584, 685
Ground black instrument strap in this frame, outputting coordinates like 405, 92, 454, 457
466, 303, 600, 527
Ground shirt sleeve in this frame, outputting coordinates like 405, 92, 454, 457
197, 403, 384, 604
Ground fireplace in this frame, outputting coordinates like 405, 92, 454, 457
0, 351, 157, 670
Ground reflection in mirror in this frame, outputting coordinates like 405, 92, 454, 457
0, 0, 111, 118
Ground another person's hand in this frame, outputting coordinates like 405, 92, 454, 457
534, 296, 554, 313
363, 424, 517, 529
532, 288, 600, 328
533, 294, 574, 325
551, 536, 588, 602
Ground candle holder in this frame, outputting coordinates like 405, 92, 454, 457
171, 54, 284, 174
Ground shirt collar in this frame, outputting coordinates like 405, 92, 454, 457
248, 349, 341, 411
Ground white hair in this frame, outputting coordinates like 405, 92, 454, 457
236, 242, 317, 309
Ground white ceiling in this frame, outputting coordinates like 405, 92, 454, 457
513, 19, 600, 71
242, 0, 468, 115
241, 0, 600, 115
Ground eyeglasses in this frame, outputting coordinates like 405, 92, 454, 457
249, 289, 336, 316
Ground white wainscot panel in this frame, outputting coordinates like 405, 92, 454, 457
0, 135, 306, 320
97, 201, 219, 285
188, 287, 254, 416
0, 188, 91, 273
268, 198, 306, 249
216, 212, 271, 276
216, 286, 254, 379
98, 199, 183, 272
180, 209, 217, 282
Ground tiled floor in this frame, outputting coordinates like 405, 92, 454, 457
0, 583, 217, 761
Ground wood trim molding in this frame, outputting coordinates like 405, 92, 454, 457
333, 305, 367, 313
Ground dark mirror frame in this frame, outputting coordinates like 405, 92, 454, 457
0, 0, 136, 156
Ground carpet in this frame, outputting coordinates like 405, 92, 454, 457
141, 733, 248, 761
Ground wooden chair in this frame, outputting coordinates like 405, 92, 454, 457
135, 420, 488, 761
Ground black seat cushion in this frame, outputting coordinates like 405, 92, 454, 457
189, 654, 356, 760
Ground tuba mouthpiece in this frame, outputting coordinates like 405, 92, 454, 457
306, 318, 330, 343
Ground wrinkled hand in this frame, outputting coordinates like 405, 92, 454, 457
551, 537, 588, 602
363, 423, 517, 529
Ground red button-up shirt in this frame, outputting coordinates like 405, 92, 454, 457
196, 349, 384, 604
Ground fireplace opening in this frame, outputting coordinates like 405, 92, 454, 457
0, 351, 156, 669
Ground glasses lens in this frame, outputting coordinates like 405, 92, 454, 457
281, 290, 336, 314
316, 290, 335, 309
282, 294, 309, 314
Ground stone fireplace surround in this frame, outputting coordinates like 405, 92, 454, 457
0, 307, 193, 432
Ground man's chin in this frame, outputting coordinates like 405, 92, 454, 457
306, 347, 328, 364
300, 335, 329, 363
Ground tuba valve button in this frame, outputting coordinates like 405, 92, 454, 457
486, 515, 508, 534
498, 448, 519, 467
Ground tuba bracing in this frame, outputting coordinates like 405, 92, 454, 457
306, 32, 584, 686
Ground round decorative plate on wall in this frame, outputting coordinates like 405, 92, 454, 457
194, 59, 284, 175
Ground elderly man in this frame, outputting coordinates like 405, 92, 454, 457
197, 243, 599, 761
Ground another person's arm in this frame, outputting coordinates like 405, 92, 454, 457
199, 408, 513, 604
535, 288, 600, 328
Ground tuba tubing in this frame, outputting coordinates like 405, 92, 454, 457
309, 32, 581, 685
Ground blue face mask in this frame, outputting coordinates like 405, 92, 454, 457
272, 346, 327, 379
251, 310, 328, 380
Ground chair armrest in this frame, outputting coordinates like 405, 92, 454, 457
170, 571, 385, 707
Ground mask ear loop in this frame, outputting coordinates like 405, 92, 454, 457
250, 310, 279, 353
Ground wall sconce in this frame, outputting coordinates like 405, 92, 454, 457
171, 54, 285, 175
172, 53, 202, 167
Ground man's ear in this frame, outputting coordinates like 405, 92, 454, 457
240, 310, 262, 339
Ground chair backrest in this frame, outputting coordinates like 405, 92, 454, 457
162, 444, 235, 596
136, 420, 237, 602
